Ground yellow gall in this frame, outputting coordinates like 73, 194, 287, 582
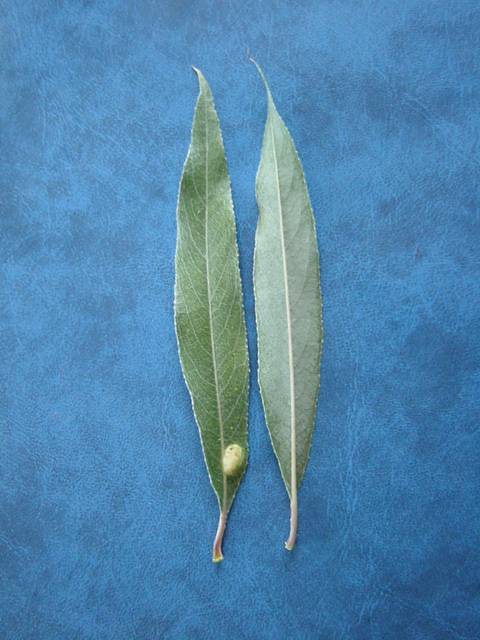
222, 444, 245, 477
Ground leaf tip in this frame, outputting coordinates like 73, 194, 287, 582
249, 56, 263, 79
191, 66, 211, 98
250, 59, 273, 105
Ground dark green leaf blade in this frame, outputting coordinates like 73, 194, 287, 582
174, 69, 249, 562
252, 61, 323, 550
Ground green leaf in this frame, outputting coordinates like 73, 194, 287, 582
252, 61, 323, 551
174, 69, 249, 562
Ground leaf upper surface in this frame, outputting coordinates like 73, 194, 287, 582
175, 70, 249, 516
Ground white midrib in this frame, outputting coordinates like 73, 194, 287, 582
269, 116, 297, 503
203, 97, 227, 513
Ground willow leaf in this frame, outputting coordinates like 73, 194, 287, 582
252, 61, 323, 551
174, 69, 249, 562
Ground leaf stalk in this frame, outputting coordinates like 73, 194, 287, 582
285, 493, 298, 551
212, 510, 227, 562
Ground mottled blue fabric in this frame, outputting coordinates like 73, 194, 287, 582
1, 1, 479, 638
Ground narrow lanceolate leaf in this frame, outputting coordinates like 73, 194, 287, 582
252, 61, 323, 551
174, 69, 249, 562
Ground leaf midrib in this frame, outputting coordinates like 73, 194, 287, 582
269, 111, 297, 499
203, 94, 227, 512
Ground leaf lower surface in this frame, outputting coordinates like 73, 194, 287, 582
253, 62, 323, 547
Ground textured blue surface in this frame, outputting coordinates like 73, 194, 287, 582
1, 1, 479, 638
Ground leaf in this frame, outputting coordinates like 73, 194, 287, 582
174, 69, 249, 562
252, 61, 323, 551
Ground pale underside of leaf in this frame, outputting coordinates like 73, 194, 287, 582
252, 61, 323, 550
174, 69, 249, 561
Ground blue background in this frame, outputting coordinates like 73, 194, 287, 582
1, 1, 479, 638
